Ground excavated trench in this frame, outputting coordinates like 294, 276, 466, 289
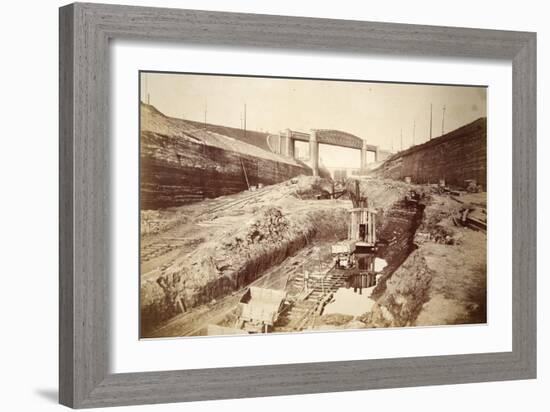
188, 207, 349, 306
141, 206, 349, 336
186, 194, 426, 315
314, 195, 427, 330
372, 197, 426, 299
141, 182, 427, 337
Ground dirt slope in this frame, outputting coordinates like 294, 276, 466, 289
362, 191, 487, 327
141, 103, 298, 165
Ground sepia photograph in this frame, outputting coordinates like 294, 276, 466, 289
139, 72, 487, 339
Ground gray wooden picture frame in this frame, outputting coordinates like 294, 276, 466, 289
59, 2, 536, 409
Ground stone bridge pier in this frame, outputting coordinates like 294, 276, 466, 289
360, 139, 369, 171
309, 130, 319, 176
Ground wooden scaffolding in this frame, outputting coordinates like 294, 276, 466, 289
348, 207, 377, 246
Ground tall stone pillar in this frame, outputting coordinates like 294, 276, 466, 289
286, 129, 294, 158
279, 131, 288, 156
310, 130, 319, 176
361, 139, 369, 170
279, 129, 295, 158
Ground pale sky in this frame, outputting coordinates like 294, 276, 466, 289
140, 72, 486, 154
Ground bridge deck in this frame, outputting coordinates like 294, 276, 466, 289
287, 129, 377, 152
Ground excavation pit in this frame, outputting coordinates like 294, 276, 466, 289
142, 177, 486, 338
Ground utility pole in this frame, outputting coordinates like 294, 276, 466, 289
243, 103, 247, 140
204, 101, 207, 130
400, 128, 403, 151
441, 105, 446, 136
429, 103, 433, 140
412, 120, 416, 145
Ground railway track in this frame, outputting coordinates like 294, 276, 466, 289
275, 266, 349, 332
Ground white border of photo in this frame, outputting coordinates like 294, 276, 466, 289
110, 40, 512, 373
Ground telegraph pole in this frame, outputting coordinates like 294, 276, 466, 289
412, 120, 416, 145
204, 101, 207, 130
429, 104, 433, 140
442, 105, 446, 136
243, 103, 247, 139
400, 128, 403, 151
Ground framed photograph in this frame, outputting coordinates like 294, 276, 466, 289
59, 2, 536, 408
